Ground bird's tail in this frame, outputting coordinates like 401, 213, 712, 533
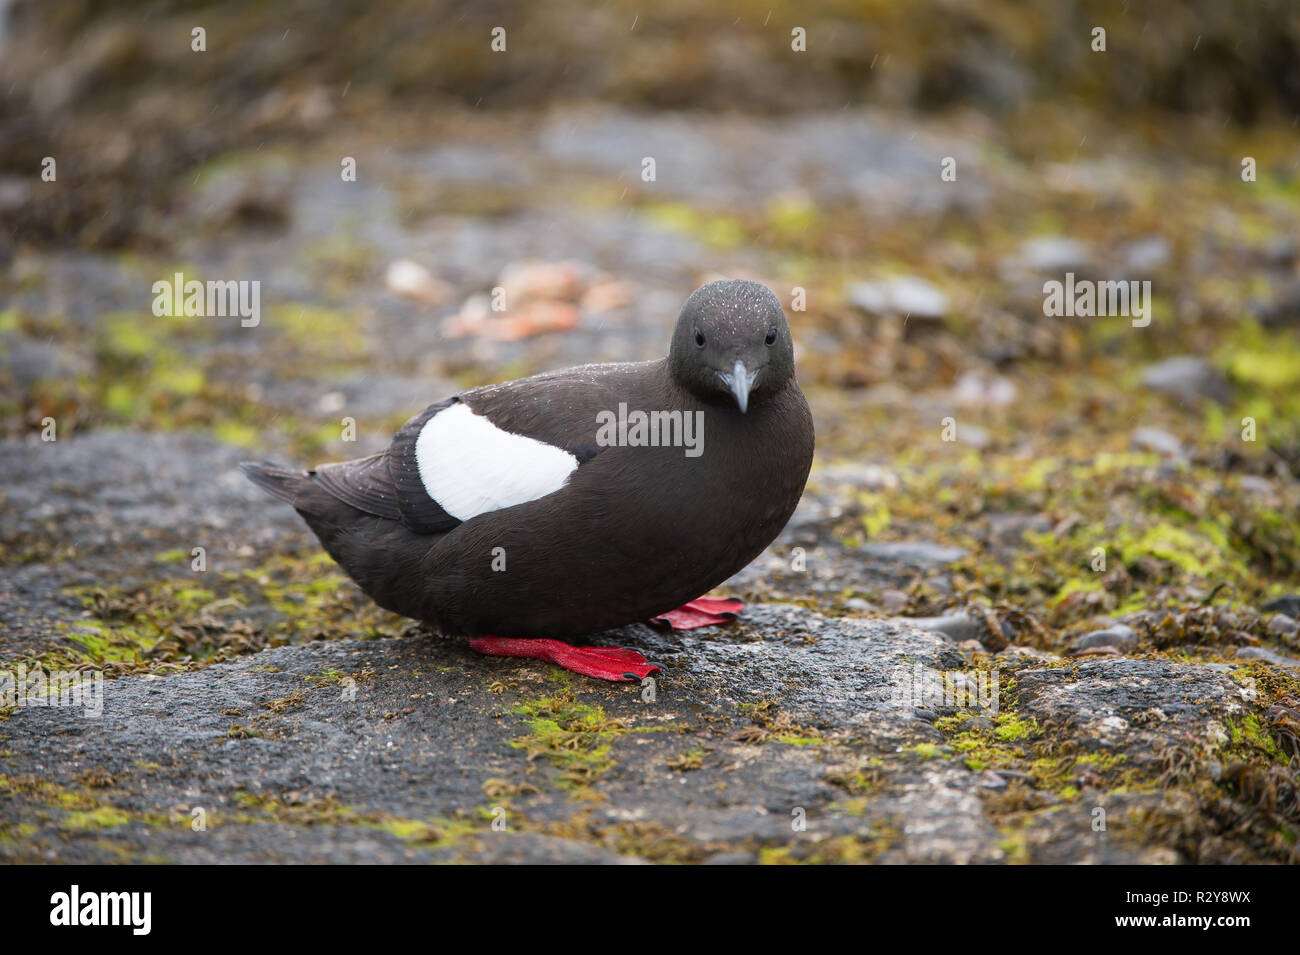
239, 461, 313, 507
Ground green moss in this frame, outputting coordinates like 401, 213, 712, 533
758, 845, 795, 865
1218, 322, 1300, 390
1051, 577, 1105, 603
950, 735, 1002, 771
1119, 524, 1245, 578
1222, 712, 1287, 764
666, 749, 704, 771
935, 687, 1120, 797
211, 420, 261, 447
263, 690, 306, 713
509, 686, 627, 792
5, 269, 393, 457
1017, 456, 1060, 493
1075, 751, 1129, 769
225, 724, 265, 739
994, 714, 1039, 742
219, 789, 478, 848
858, 491, 892, 537
933, 713, 973, 734
757, 831, 896, 865
0, 775, 96, 811
56, 621, 141, 664
97, 312, 165, 361
61, 806, 129, 830
371, 817, 457, 844
267, 303, 369, 364
1028, 751, 1133, 793
997, 824, 1031, 864
7, 551, 404, 676
734, 698, 825, 745
303, 668, 345, 687
904, 742, 947, 758
642, 201, 746, 248
765, 193, 819, 238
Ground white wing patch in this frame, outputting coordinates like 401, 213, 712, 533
414, 402, 579, 521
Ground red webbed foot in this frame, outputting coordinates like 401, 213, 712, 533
468, 637, 663, 682
649, 596, 745, 631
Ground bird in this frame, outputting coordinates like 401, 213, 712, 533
241, 279, 814, 681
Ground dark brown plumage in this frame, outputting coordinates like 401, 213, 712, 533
242, 279, 814, 640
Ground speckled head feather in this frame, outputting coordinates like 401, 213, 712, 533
668, 279, 794, 411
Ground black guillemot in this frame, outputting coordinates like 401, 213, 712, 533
242, 279, 814, 681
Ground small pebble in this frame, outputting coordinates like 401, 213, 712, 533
1267, 615, 1299, 649
702, 851, 758, 865
1071, 624, 1138, 652
979, 771, 1007, 789
879, 589, 909, 614
1140, 356, 1234, 405
1235, 646, 1300, 668
911, 613, 985, 643
994, 769, 1034, 785
1263, 595, 1300, 618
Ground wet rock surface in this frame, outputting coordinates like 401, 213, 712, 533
0, 432, 1289, 864
0, 595, 1240, 865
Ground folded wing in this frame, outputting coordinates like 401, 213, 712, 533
310, 394, 590, 534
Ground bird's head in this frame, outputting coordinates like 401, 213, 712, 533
668, 279, 795, 413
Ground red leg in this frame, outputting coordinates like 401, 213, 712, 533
468, 637, 663, 682
650, 596, 745, 631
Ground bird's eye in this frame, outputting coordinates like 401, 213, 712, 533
694, 330, 706, 347
765, 328, 778, 346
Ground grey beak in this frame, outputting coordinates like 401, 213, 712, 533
718, 359, 759, 413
